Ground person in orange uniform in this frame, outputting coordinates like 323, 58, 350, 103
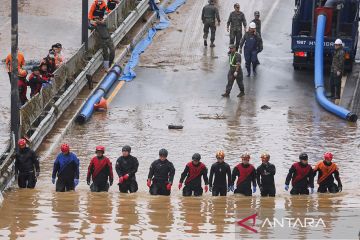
232, 153, 257, 196
313, 152, 342, 193
88, 0, 110, 24
5, 51, 25, 82
87, 146, 114, 192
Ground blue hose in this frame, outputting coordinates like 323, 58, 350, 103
314, 14, 357, 122
76, 65, 122, 124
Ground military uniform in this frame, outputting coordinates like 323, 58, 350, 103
224, 51, 244, 96
227, 11, 247, 50
240, 31, 263, 76
201, 2, 220, 46
251, 18, 261, 37
330, 46, 345, 99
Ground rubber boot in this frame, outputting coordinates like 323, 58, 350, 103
237, 92, 245, 97
222, 92, 230, 97
204, 40, 208, 47
253, 65, 257, 76
210, 42, 215, 48
246, 66, 251, 77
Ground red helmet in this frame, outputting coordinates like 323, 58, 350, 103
18, 138, 27, 147
96, 145, 105, 152
323, 152, 333, 161
61, 143, 70, 153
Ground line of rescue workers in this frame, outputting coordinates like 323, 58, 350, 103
15, 139, 342, 196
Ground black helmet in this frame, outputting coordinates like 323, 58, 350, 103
159, 148, 168, 157
32, 66, 40, 72
254, 11, 260, 16
122, 145, 131, 153
299, 152, 308, 160
192, 153, 201, 161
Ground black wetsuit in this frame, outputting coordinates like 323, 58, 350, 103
285, 162, 314, 195
232, 163, 256, 196
115, 155, 139, 193
15, 147, 40, 188
148, 159, 175, 196
209, 162, 232, 196
180, 162, 209, 196
256, 162, 276, 197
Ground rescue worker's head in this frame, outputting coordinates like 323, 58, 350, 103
299, 152, 308, 165
234, 3, 240, 11
323, 152, 333, 164
241, 153, 251, 165
192, 153, 201, 165
261, 153, 270, 164
61, 143, 70, 154
208, 0, 215, 5
159, 148, 168, 161
249, 22, 256, 33
122, 145, 131, 157
53, 43, 62, 53
96, 145, 105, 157
40, 62, 47, 72
48, 50, 55, 59
32, 66, 40, 75
97, 0, 103, 5
18, 69, 27, 79
229, 44, 236, 53
216, 150, 225, 163
254, 11, 260, 19
334, 39, 343, 50
18, 138, 27, 149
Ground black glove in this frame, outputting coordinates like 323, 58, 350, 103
109, 179, 113, 186
87, 179, 90, 185
338, 184, 342, 192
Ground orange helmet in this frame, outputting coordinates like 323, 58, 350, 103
18, 69, 27, 78
216, 150, 225, 159
241, 153, 251, 160
260, 153, 270, 160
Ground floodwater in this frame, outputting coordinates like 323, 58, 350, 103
0, 0, 360, 239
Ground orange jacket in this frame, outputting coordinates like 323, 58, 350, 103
88, 0, 110, 20
5, 52, 25, 72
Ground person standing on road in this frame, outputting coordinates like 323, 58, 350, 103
209, 150, 232, 196
116, 145, 139, 193
222, 44, 245, 98
329, 39, 345, 102
232, 153, 257, 196
256, 153, 276, 197
15, 139, 40, 189
52, 144, 80, 192
87, 146, 114, 192
201, 0, 221, 47
147, 149, 175, 196
6, 50, 25, 82
251, 11, 261, 37
89, 0, 114, 70
313, 152, 342, 193
227, 3, 247, 51
178, 153, 209, 196
239, 22, 263, 77
285, 153, 314, 195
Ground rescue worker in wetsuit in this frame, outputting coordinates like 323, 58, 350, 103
209, 150, 232, 196
227, 3, 247, 51
52, 144, 80, 192
222, 44, 244, 98
256, 153, 276, 197
178, 153, 209, 196
329, 39, 345, 102
15, 139, 40, 189
239, 22, 263, 77
87, 146, 114, 192
17, 69, 28, 106
285, 152, 314, 195
88, 0, 114, 70
116, 145, 139, 193
147, 149, 175, 196
41, 50, 57, 74
313, 152, 342, 193
201, 0, 221, 47
251, 11, 261, 37
232, 153, 257, 196
28, 66, 47, 97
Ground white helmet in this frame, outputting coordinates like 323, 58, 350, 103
249, 22, 256, 29
334, 39, 343, 45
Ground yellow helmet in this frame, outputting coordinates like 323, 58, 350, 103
216, 150, 225, 159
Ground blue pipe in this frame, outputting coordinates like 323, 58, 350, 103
76, 65, 122, 124
314, 14, 357, 122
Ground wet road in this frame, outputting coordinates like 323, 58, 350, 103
1, 0, 360, 239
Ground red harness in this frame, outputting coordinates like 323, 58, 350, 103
89, 156, 111, 179
236, 163, 255, 186
292, 162, 311, 185
185, 162, 205, 184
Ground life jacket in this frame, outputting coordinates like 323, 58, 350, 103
236, 163, 255, 186
28, 73, 43, 96
17, 78, 28, 103
88, 156, 111, 180
292, 162, 311, 185
93, 2, 108, 19
185, 162, 205, 184
314, 161, 338, 184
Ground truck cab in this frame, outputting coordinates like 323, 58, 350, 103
291, 0, 359, 71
